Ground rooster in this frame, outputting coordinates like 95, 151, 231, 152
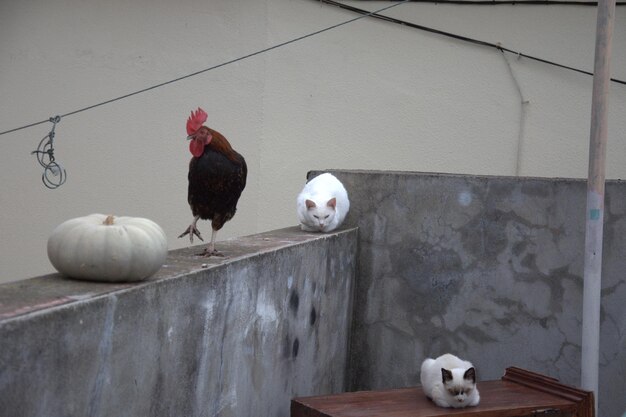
178, 108, 247, 256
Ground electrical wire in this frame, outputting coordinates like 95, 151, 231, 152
2, 0, 624, 137
317, 0, 626, 86
0, 0, 410, 137
353, 0, 626, 5
500, 51, 529, 176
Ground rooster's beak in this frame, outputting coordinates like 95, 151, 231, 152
186, 135, 194, 141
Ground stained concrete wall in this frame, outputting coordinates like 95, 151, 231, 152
0, 227, 357, 417
322, 170, 626, 417
3, 171, 625, 416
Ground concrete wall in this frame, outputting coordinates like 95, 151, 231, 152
2, 0, 626, 283
2, 170, 625, 416
323, 170, 626, 417
0, 227, 357, 417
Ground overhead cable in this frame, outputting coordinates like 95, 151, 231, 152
0, 0, 411, 138
317, 0, 626, 86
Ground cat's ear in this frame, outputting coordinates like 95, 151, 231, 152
327, 198, 337, 209
441, 368, 453, 383
464, 367, 476, 383
306, 199, 317, 209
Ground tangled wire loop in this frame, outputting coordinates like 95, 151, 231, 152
31, 116, 66, 189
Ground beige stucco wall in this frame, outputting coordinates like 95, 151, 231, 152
1, 0, 624, 283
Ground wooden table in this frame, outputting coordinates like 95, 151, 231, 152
291, 367, 594, 417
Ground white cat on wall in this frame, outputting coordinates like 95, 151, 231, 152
296, 173, 350, 233
420, 353, 480, 409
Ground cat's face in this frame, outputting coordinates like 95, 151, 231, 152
305, 198, 336, 231
441, 367, 476, 406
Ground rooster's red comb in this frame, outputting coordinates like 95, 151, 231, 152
186, 107, 208, 136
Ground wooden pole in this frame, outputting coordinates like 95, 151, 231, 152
581, 0, 615, 413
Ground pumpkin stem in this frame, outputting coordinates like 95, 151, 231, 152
103, 215, 115, 225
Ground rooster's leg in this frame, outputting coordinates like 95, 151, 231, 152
178, 216, 204, 243
198, 229, 224, 257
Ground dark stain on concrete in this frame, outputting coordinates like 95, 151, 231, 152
310, 307, 317, 326
289, 290, 299, 316
292, 338, 300, 358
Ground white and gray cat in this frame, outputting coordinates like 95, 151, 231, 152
420, 353, 480, 408
297, 173, 349, 233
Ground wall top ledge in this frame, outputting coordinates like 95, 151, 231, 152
0, 226, 357, 323
317, 169, 626, 183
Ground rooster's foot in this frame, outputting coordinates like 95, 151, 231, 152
178, 225, 204, 243
197, 248, 224, 257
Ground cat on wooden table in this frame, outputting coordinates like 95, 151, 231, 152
420, 353, 480, 408
296, 173, 349, 233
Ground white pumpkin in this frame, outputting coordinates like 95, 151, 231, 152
47, 214, 168, 282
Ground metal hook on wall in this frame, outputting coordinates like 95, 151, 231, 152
31, 116, 67, 189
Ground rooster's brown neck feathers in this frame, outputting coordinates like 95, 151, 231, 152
205, 128, 242, 164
